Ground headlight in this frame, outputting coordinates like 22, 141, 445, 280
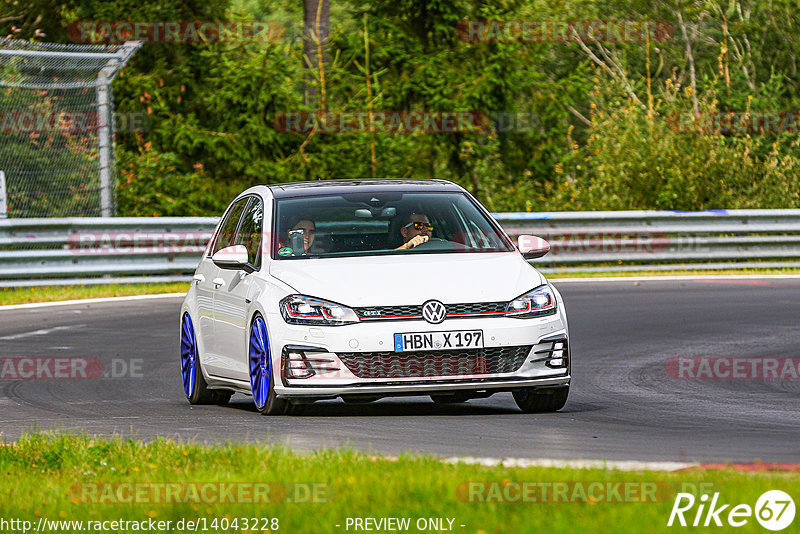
505, 284, 557, 318
280, 295, 360, 326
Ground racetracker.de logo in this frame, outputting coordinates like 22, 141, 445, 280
67, 231, 213, 255
666, 357, 800, 380
314, 354, 491, 380
457, 481, 699, 503
0, 111, 151, 134
457, 19, 674, 43
668, 111, 800, 135
0, 357, 102, 379
67, 21, 285, 44
513, 231, 705, 254
71, 482, 328, 504
0, 358, 142, 380
274, 111, 490, 134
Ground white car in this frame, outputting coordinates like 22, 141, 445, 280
180, 180, 570, 415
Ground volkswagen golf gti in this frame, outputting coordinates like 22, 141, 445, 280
180, 180, 570, 415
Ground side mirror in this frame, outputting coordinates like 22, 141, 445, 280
212, 245, 255, 273
517, 235, 550, 259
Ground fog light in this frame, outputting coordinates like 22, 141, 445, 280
286, 352, 315, 379
535, 336, 568, 369
282, 346, 341, 380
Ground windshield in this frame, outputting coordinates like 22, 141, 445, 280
271, 191, 514, 259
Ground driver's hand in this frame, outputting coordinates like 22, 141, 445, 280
399, 235, 429, 250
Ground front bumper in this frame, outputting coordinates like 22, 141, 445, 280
276, 375, 570, 399
268, 312, 570, 399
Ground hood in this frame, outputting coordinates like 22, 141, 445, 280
269, 252, 544, 306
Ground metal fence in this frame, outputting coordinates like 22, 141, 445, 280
2, 209, 800, 286
0, 39, 141, 217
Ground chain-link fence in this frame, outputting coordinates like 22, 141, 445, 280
0, 39, 140, 217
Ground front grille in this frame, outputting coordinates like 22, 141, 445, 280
355, 305, 421, 320
354, 302, 507, 321
337, 345, 532, 379
446, 302, 506, 316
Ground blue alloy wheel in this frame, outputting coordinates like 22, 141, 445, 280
249, 316, 271, 410
180, 312, 197, 398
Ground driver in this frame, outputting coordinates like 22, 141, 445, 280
396, 213, 433, 250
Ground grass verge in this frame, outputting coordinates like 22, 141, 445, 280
0, 432, 797, 533
0, 283, 189, 306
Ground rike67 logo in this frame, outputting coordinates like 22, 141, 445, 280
668, 490, 795, 530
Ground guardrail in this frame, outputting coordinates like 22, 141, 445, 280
0, 217, 216, 287
500, 209, 800, 273
1, 210, 800, 286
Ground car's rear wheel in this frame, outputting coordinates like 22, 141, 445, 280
513, 386, 569, 413
180, 312, 231, 406
249, 314, 288, 415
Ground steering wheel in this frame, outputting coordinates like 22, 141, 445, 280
408, 237, 467, 252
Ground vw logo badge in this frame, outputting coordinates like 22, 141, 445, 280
422, 300, 447, 324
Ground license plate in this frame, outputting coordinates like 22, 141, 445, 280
393, 330, 484, 352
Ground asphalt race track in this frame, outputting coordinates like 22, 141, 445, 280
1, 278, 798, 463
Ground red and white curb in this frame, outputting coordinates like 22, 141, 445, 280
441, 456, 800, 472
441, 456, 695, 472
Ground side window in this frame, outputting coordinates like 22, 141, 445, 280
235, 197, 263, 269
213, 198, 248, 254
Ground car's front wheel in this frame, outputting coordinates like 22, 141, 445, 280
512, 386, 569, 413
248, 314, 306, 415
249, 314, 286, 415
180, 312, 232, 406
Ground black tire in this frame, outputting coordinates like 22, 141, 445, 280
181, 312, 232, 406
254, 376, 288, 415
430, 393, 471, 404
512, 386, 569, 413
190, 357, 233, 406
249, 314, 288, 415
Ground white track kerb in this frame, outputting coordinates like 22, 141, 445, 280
0, 292, 185, 311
